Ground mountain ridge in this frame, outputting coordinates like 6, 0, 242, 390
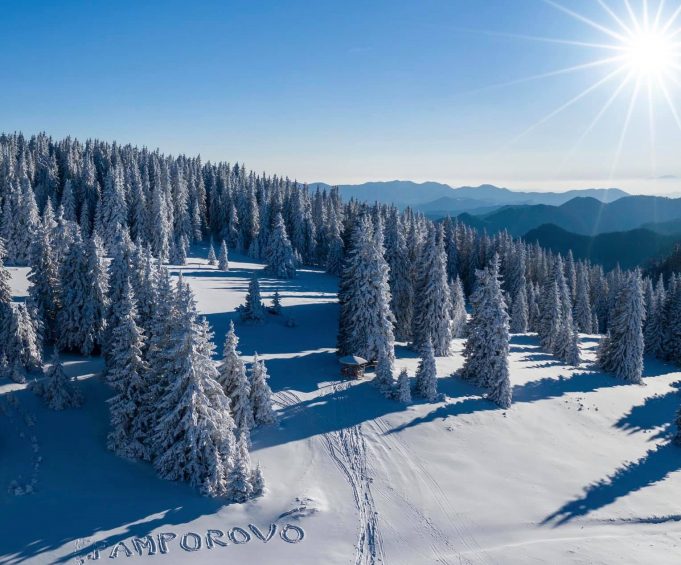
308, 180, 629, 211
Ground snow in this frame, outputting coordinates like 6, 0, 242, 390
2, 254, 681, 564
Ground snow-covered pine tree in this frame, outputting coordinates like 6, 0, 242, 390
81, 234, 109, 355
56, 234, 92, 353
207, 241, 217, 265
17, 303, 42, 370
660, 278, 681, 365
270, 290, 283, 315
459, 254, 512, 408
240, 275, 266, 323
645, 275, 666, 357
217, 321, 246, 394
573, 265, 593, 333
30, 351, 83, 410
228, 430, 254, 503
99, 166, 128, 252
153, 280, 237, 497
450, 276, 467, 338
384, 209, 414, 342
345, 215, 396, 364
218, 239, 229, 271
325, 207, 344, 276
597, 270, 645, 383
555, 308, 581, 366
374, 345, 396, 395
249, 353, 277, 426
104, 228, 134, 356
265, 212, 296, 279
396, 367, 412, 403
27, 224, 60, 342
414, 338, 438, 401
0, 243, 17, 364
510, 285, 529, 333
538, 281, 562, 353
106, 277, 150, 460
412, 226, 453, 355
251, 462, 265, 497
141, 265, 177, 457
217, 321, 254, 432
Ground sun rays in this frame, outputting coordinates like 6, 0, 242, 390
485, 0, 681, 179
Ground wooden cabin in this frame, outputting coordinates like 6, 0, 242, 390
339, 355, 368, 380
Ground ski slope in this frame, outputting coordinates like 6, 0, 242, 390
2, 253, 681, 564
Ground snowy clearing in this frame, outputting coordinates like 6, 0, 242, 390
2, 254, 681, 564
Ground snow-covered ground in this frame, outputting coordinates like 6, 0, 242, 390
2, 255, 681, 564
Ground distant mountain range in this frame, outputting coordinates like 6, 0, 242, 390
309, 181, 629, 214
457, 195, 681, 237
310, 179, 681, 268
523, 224, 681, 270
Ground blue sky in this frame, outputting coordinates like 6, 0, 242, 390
2, 0, 681, 192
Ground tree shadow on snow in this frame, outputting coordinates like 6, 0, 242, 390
385, 368, 629, 435
541, 441, 681, 526
614, 386, 681, 439
0, 380, 229, 565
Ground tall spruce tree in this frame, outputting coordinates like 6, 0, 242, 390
597, 270, 645, 383
411, 226, 452, 355
460, 255, 512, 408
153, 280, 238, 497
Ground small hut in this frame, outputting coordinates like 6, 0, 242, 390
339, 355, 368, 380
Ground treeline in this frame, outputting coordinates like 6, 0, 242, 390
2, 131, 681, 490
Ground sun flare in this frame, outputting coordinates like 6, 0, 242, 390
623, 30, 679, 77
494, 1, 681, 177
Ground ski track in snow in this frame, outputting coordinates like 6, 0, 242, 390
276, 385, 384, 564
366, 416, 491, 565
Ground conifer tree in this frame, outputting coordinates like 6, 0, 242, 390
597, 271, 645, 383
218, 321, 246, 396
153, 281, 237, 497
396, 368, 412, 403
412, 226, 453, 355
30, 351, 83, 410
218, 240, 229, 271
57, 235, 92, 353
574, 266, 593, 333
510, 286, 529, 333
460, 255, 511, 408
18, 303, 42, 370
265, 212, 296, 279
539, 281, 562, 353
414, 338, 438, 401
142, 265, 176, 455
249, 353, 277, 426
240, 276, 266, 323
342, 216, 395, 363
645, 275, 666, 356
384, 210, 414, 342
217, 321, 254, 432
251, 462, 265, 497
270, 290, 283, 315
27, 225, 59, 341
228, 430, 254, 503
106, 278, 150, 460
374, 345, 396, 395
450, 276, 467, 338
207, 241, 217, 265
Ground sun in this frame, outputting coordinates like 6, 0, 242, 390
623, 29, 678, 77
484, 0, 681, 178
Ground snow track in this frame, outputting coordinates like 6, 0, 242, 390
276, 385, 384, 564
366, 416, 492, 565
